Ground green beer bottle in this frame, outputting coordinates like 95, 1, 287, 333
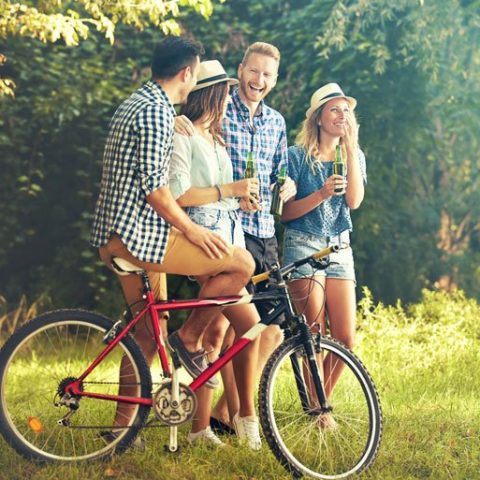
270, 165, 287, 216
244, 151, 256, 179
333, 144, 345, 193
244, 151, 259, 202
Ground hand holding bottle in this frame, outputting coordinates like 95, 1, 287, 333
230, 177, 259, 198
320, 175, 347, 198
279, 176, 297, 202
332, 145, 347, 194
240, 196, 261, 212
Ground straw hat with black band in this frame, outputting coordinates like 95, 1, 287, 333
305, 83, 357, 120
192, 60, 238, 92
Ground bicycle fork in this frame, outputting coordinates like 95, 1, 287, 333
291, 322, 331, 414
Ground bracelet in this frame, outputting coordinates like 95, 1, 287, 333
214, 184, 223, 201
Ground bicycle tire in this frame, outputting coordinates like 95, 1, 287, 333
259, 335, 382, 479
0, 309, 152, 462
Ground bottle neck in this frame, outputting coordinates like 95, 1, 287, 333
334, 145, 343, 163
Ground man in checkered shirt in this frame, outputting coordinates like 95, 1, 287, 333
175, 42, 297, 432
91, 37, 261, 444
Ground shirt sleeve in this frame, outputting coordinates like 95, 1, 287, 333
135, 104, 172, 196
270, 116, 288, 184
287, 145, 301, 183
169, 134, 193, 199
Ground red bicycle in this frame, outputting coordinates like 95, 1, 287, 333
0, 246, 382, 479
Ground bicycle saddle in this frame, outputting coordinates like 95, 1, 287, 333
111, 257, 145, 276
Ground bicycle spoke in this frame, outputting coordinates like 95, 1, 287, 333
260, 336, 382, 479
0, 311, 152, 461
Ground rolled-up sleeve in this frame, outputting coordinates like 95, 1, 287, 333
169, 134, 193, 199
135, 104, 171, 196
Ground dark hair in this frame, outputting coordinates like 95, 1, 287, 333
180, 82, 228, 145
151, 36, 204, 79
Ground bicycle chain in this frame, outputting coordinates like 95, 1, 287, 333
60, 381, 166, 429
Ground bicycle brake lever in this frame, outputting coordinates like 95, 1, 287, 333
307, 258, 330, 270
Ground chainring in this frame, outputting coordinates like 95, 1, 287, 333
153, 380, 198, 426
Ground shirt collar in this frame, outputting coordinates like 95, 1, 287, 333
145, 80, 176, 115
231, 87, 265, 119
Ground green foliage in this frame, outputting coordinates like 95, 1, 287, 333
0, 293, 52, 338
1, 0, 480, 310
0, 288, 478, 478
355, 287, 480, 479
0, 28, 155, 312
0, 0, 215, 95
180, 0, 480, 303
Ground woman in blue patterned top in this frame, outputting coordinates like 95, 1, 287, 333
281, 83, 366, 428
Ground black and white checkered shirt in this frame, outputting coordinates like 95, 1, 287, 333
91, 81, 176, 263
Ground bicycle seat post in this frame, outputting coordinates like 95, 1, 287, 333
140, 271, 152, 295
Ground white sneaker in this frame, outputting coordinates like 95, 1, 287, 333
233, 413, 262, 450
188, 426, 226, 448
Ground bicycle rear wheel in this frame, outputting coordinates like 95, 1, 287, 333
0, 309, 152, 462
259, 335, 382, 479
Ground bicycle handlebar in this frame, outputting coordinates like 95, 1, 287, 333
251, 245, 340, 285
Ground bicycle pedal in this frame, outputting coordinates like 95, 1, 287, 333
163, 444, 181, 454
169, 350, 182, 370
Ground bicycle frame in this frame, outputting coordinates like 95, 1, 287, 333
65, 288, 288, 406
65, 246, 339, 412
0, 243, 383, 475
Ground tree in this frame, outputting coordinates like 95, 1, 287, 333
181, 0, 480, 302
1, 0, 480, 311
0, 1, 216, 315
0, 0, 214, 96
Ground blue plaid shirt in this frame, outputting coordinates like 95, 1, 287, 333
223, 88, 288, 238
91, 81, 176, 263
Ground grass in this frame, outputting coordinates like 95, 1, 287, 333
0, 288, 479, 479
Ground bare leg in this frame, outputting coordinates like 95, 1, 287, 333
103, 241, 258, 428
213, 323, 283, 424
257, 324, 283, 377
211, 326, 237, 425
323, 278, 356, 396
114, 272, 168, 427
191, 386, 215, 433
204, 301, 261, 421
288, 277, 327, 406
222, 302, 260, 417
178, 248, 255, 351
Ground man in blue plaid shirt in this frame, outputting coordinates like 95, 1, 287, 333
91, 37, 262, 448
176, 42, 297, 433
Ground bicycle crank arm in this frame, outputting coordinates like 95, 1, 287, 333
167, 426, 178, 452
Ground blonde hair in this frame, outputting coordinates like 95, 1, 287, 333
242, 42, 281, 64
295, 106, 359, 173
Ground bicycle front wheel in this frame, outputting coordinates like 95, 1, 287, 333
0, 309, 152, 462
259, 335, 382, 479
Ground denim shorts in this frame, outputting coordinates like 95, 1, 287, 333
282, 228, 355, 282
186, 207, 245, 248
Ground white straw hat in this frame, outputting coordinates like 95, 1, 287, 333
192, 60, 238, 92
305, 83, 357, 119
